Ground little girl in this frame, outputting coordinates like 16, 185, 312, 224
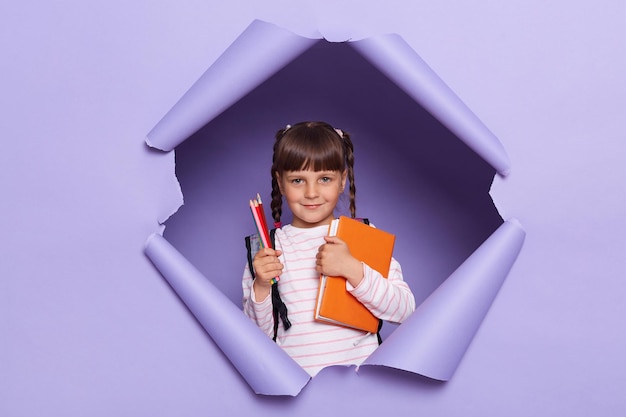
242, 121, 415, 376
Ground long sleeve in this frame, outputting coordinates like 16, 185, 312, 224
242, 264, 274, 338
241, 224, 410, 376
347, 257, 415, 323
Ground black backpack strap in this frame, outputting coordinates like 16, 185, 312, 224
376, 318, 383, 345
247, 219, 382, 344
244, 235, 257, 279
246, 229, 291, 342
269, 228, 291, 341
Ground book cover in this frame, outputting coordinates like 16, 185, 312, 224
314, 216, 395, 333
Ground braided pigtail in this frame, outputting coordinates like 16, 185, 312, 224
270, 126, 289, 227
341, 130, 357, 218
270, 175, 282, 227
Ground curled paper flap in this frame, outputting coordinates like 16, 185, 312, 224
146, 20, 318, 151
144, 234, 310, 396
349, 36, 511, 176
362, 219, 525, 381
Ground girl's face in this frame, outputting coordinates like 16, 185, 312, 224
278, 169, 347, 228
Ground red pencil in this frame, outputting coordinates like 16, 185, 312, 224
249, 200, 268, 248
249, 195, 279, 284
256, 193, 270, 235
253, 199, 271, 249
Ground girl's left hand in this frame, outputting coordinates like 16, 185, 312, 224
316, 236, 364, 287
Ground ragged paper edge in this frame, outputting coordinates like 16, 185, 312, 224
143, 19, 521, 394
348, 36, 511, 177
145, 19, 511, 176
143, 144, 184, 233
145, 20, 320, 152
144, 19, 319, 229
360, 219, 525, 381
144, 219, 525, 393
488, 169, 517, 223
144, 234, 311, 396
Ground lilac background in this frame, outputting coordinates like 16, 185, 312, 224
2, 2, 625, 416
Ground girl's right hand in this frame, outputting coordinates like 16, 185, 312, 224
252, 248, 283, 296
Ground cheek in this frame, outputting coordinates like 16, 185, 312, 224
283, 188, 303, 205
324, 189, 342, 204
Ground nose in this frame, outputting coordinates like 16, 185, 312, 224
304, 182, 318, 198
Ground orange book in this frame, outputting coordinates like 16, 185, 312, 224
314, 216, 395, 333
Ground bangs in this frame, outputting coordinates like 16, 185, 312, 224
275, 125, 344, 173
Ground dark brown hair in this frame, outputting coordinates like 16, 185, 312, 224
271, 121, 356, 225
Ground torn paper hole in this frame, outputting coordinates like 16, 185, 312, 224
144, 19, 524, 395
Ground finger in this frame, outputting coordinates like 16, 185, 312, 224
259, 258, 283, 271
324, 236, 341, 244
258, 265, 283, 279
318, 243, 331, 254
262, 271, 282, 281
262, 247, 278, 256
255, 248, 277, 260
254, 259, 283, 277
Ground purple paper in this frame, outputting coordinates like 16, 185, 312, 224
350, 36, 511, 176
144, 233, 310, 395
144, 20, 525, 395
146, 20, 318, 152
7, 2, 626, 415
362, 219, 526, 380
146, 19, 510, 178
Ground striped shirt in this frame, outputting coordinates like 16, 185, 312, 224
243, 223, 415, 376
